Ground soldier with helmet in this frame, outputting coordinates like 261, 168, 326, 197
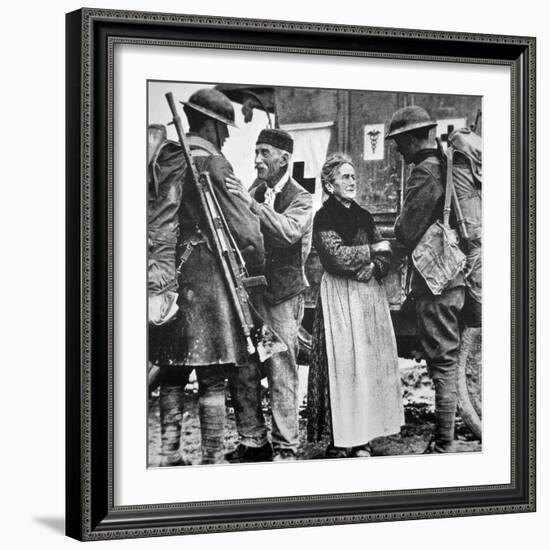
386, 105, 466, 453
150, 88, 265, 465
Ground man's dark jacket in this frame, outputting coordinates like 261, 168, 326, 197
249, 176, 313, 304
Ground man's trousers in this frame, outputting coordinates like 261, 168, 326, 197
230, 293, 305, 454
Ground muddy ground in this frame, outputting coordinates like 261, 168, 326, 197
148, 359, 481, 466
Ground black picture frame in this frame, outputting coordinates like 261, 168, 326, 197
65, 8, 536, 541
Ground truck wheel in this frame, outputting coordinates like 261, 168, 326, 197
457, 327, 482, 440
149, 362, 160, 393
298, 325, 312, 365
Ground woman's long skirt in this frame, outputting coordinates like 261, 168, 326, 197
307, 273, 404, 447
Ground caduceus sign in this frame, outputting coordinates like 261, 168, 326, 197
363, 123, 385, 161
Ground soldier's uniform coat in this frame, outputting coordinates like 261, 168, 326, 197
151, 134, 265, 368
394, 148, 465, 448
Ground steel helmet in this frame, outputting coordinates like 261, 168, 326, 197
385, 105, 437, 139
181, 88, 237, 128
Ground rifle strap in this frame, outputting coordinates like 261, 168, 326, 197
179, 137, 222, 229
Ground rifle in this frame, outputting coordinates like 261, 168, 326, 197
436, 137, 469, 248
165, 92, 286, 361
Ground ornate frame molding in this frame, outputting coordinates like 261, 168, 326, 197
66, 8, 536, 541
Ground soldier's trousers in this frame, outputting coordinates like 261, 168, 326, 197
415, 287, 465, 450
158, 364, 232, 465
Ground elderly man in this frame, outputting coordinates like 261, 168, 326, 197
151, 88, 265, 465
386, 105, 465, 453
225, 128, 313, 461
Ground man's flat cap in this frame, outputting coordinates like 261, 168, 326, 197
256, 128, 294, 153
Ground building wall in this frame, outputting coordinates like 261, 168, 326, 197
275, 86, 481, 216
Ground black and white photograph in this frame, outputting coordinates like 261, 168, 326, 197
146, 80, 483, 467
1, 0, 545, 544
60, 4, 537, 542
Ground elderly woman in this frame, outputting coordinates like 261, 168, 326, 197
307, 153, 404, 458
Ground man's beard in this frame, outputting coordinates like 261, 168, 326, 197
260, 165, 287, 186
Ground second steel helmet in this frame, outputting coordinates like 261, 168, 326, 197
181, 88, 237, 128
385, 105, 437, 139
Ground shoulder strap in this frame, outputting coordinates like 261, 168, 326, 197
443, 146, 454, 227
442, 145, 470, 243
